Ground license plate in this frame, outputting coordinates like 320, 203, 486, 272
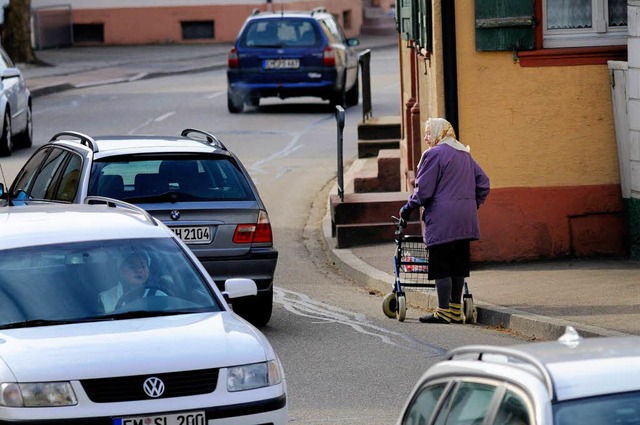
170, 226, 211, 244
114, 410, 205, 425
264, 59, 300, 69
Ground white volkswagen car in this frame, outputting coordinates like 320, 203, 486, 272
0, 198, 287, 424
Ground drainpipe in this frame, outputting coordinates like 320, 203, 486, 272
441, 0, 459, 135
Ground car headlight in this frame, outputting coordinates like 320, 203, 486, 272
227, 360, 282, 392
0, 382, 77, 407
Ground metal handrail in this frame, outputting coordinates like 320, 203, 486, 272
181, 128, 227, 150
359, 49, 372, 123
84, 196, 157, 226
49, 131, 98, 153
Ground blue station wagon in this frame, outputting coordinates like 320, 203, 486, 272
227, 8, 360, 112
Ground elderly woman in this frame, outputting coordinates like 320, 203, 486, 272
400, 118, 490, 324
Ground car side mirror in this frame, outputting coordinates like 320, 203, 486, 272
222, 278, 258, 300
0, 183, 4, 198
347, 38, 360, 47
1, 68, 21, 80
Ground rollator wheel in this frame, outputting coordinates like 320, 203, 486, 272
396, 294, 406, 322
463, 294, 475, 324
382, 293, 396, 318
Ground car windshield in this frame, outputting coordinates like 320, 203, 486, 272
553, 391, 640, 424
241, 19, 320, 47
88, 156, 255, 203
0, 238, 221, 328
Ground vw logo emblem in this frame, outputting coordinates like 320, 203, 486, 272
170, 210, 180, 221
143, 377, 165, 398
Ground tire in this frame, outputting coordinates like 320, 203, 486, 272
0, 111, 12, 157
227, 90, 244, 113
382, 292, 396, 318
463, 294, 475, 324
248, 97, 260, 108
232, 286, 273, 327
397, 294, 406, 322
15, 103, 32, 148
345, 73, 359, 107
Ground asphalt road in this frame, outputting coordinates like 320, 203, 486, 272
5, 46, 527, 424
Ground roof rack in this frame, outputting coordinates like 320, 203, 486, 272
181, 128, 227, 150
311, 7, 327, 14
50, 131, 98, 153
84, 196, 157, 226
447, 345, 555, 401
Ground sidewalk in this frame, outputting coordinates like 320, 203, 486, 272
324, 157, 640, 340
18, 36, 640, 341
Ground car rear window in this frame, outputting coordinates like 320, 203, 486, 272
240, 19, 320, 47
88, 156, 256, 203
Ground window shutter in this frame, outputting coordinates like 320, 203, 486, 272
398, 0, 417, 41
475, 0, 535, 52
416, 0, 432, 52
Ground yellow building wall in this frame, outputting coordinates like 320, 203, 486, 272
398, 1, 626, 260
454, 2, 620, 190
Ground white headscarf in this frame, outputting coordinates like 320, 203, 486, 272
426, 118, 470, 152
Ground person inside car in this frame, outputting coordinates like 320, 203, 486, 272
98, 250, 167, 312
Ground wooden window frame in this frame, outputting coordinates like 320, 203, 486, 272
517, 0, 627, 67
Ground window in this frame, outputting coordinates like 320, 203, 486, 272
53, 154, 82, 202
181, 21, 214, 40
30, 148, 67, 200
474, 0, 628, 66
73, 23, 104, 43
492, 390, 531, 425
543, 0, 627, 48
434, 382, 498, 425
402, 383, 447, 425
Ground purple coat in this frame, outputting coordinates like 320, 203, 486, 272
405, 144, 490, 247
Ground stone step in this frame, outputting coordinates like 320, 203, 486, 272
358, 138, 399, 158
354, 149, 400, 193
334, 221, 421, 248
358, 115, 402, 140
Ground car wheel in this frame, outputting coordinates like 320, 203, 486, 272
232, 286, 273, 327
0, 111, 12, 157
15, 103, 33, 148
248, 97, 260, 108
346, 73, 359, 107
227, 90, 244, 114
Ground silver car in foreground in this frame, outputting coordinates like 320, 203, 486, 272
0, 200, 287, 424
396, 327, 640, 425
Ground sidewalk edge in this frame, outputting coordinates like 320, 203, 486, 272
320, 163, 630, 340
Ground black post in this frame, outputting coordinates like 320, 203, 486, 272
335, 105, 345, 201
359, 49, 372, 123
441, 0, 459, 137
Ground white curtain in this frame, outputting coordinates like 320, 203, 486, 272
609, 0, 627, 27
546, 0, 592, 29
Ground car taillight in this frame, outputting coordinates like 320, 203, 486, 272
233, 211, 273, 244
323, 46, 335, 67
228, 47, 239, 68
